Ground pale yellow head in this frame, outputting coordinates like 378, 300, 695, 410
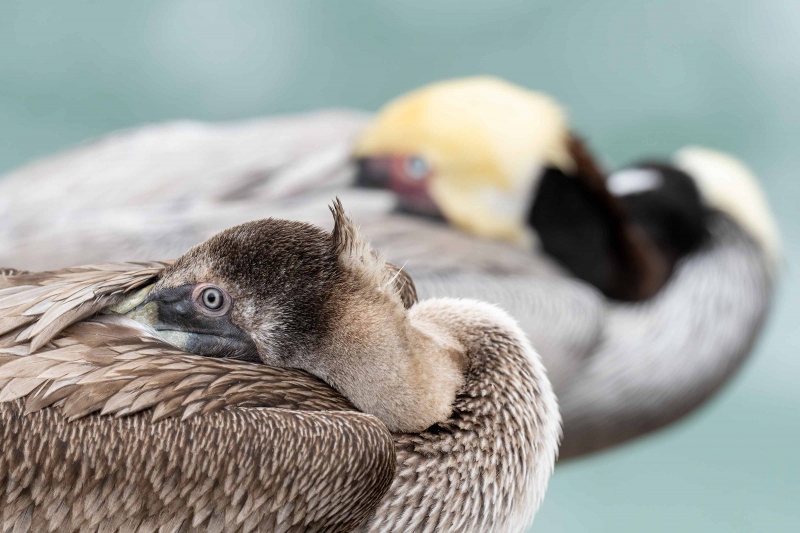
353, 77, 573, 242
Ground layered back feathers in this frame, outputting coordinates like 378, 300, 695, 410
0, 315, 354, 422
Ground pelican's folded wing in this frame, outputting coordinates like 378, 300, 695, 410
0, 261, 169, 352
0, 402, 394, 532
0, 317, 396, 532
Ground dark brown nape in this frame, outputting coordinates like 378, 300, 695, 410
528, 136, 671, 301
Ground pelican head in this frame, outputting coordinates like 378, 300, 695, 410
126, 200, 464, 433
352, 77, 720, 301
353, 76, 573, 244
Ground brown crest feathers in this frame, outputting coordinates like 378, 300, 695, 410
329, 197, 416, 307
330, 196, 376, 266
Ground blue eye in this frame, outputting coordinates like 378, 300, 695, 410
405, 157, 429, 180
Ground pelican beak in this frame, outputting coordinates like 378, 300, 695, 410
125, 299, 191, 350
122, 285, 260, 362
353, 156, 392, 189
353, 156, 444, 220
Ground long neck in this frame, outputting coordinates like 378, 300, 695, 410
313, 293, 467, 433
360, 298, 561, 533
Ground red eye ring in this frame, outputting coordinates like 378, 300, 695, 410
192, 283, 231, 316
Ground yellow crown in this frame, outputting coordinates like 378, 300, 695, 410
354, 77, 573, 242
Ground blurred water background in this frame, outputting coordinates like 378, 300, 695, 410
0, 1, 797, 530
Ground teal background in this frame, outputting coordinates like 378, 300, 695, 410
1, 1, 797, 530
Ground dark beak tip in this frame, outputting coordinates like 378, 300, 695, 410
353, 157, 390, 189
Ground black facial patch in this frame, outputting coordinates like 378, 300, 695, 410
144, 284, 260, 362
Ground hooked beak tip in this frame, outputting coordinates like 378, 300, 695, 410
123, 299, 193, 350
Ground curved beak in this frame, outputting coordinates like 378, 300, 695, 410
122, 285, 260, 362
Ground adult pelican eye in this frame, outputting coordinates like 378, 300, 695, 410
192, 284, 231, 315
404, 156, 430, 180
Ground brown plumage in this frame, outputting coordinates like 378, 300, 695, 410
0, 262, 169, 352
1, 400, 393, 533
0, 202, 560, 532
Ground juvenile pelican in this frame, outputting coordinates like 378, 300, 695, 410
0, 201, 560, 532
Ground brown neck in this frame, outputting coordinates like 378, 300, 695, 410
310, 291, 466, 434
568, 136, 672, 299
529, 136, 671, 301
367, 298, 560, 531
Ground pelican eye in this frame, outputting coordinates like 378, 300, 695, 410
192, 284, 231, 316
404, 156, 430, 180
203, 288, 223, 309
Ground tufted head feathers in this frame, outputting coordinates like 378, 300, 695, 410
127, 200, 466, 432
143, 198, 414, 362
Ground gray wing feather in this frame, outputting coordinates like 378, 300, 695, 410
0, 262, 168, 351
0, 400, 395, 533
415, 273, 605, 394
557, 216, 773, 457
0, 317, 395, 532
0, 112, 367, 271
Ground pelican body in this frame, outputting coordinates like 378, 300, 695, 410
0, 203, 559, 532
